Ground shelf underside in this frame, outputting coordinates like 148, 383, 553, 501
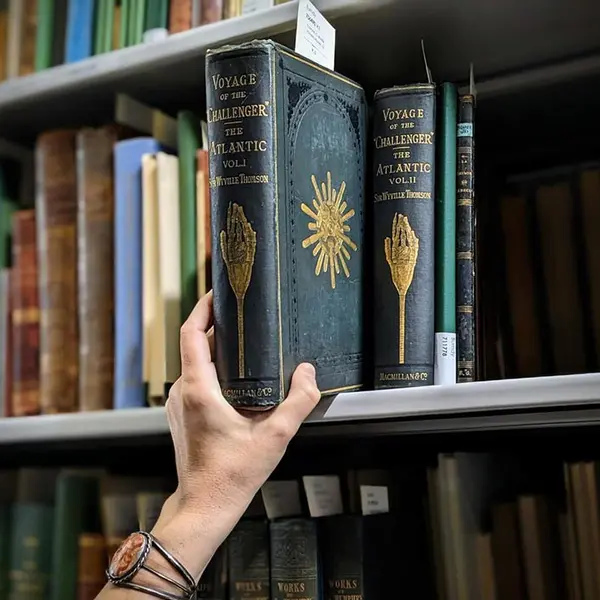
1, 0, 600, 143
1, 373, 599, 448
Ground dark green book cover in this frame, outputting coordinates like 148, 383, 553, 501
205, 40, 367, 409
270, 519, 319, 600
371, 84, 436, 388
228, 519, 270, 600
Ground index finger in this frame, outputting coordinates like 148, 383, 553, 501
180, 291, 214, 381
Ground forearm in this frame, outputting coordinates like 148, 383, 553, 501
97, 484, 252, 600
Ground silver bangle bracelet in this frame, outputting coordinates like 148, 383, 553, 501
106, 531, 197, 599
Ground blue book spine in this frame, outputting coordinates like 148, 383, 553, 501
64, 0, 95, 63
113, 138, 161, 410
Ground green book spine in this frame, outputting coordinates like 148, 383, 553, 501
0, 505, 10, 600
434, 82, 457, 384
132, 0, 146, 44
34, 0, 54, 71
157, 0, 168, 28
177, 111, 202, 324
50, 474, 100, 600
119, 0, 129, 47
0, 162, 20, 269
102, 0, 115, 53
144, 0, 160, 30
93, 0, 106, 55
7, 504, 54, 600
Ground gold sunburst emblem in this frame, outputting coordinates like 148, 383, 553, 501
300, 172, 357, 289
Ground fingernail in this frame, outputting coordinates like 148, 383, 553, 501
301, 363, 316, 379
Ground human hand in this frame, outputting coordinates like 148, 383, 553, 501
163, 290, 321, 529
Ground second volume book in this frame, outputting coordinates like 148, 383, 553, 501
205, 40, 366, 409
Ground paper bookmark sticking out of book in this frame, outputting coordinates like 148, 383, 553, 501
295, 0, 336, 71
261, 480, 303, 520
303, 475, 343, 517
360, 485, 389, 515
470, 63, 478, 104
421, 39, 433, 84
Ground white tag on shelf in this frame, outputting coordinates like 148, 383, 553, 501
142, 28, 169, 43
294, 0, 336, 71
261, 480, 303, 520
434, 332, 457, 385
302, 475, 343, 517
360, 485, 389, 515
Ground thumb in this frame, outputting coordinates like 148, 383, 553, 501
272, 363, 321, 428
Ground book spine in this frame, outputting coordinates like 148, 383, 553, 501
36, 130, 79, 414
11, 211, 40, 416
228, 519, 270, 600
76, 127, 117, 411
271, 519, 319, 600
321, 516, 364, 600
197, 544, 228, 600
456, 95, 475, 382
434, 83, 457, 385
205, 46, 282, 409
372, 84, 436, 388
76, 533, 107, 600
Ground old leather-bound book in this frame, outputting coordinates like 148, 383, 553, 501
205, 40, 366, 409
372, 84, 436, 388
77, 533, 107, 600
11, 210, 40, 416
77, 125, 122, 411
36, 129, 79, 413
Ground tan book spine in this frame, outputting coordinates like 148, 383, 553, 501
11, 210, 40, 416
76, 126, 119, 411
18, 0, 36, 76
36, 129, 79, 414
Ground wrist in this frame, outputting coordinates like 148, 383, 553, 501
150, 487, 248, 581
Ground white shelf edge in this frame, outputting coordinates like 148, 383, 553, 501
1, 373, 599, 444
460, 53, 600, 100
0, 0, 385, 107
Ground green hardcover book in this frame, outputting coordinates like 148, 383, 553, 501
7, 469, 58, 600
101, 0, 115, 53
50, 471, 101, 600
34, 0, 54, 71
93, 0, 106, 55
434, 82, 457, 384
372, 83, 436, 388
205, 40, 366, 409
119, 0, 129, 47
0, 161, 20, 269
177, 110, 203, 323
270, 519, 319, 600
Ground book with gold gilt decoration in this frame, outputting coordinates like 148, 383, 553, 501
205, 40, 367, 409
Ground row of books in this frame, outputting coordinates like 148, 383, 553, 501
0, 94, 210, 417
203, 41, 478, 410
0, 0, 291, 82
490, 163, 600, 380
2, 453, 595, 600
0, 469, 174, 600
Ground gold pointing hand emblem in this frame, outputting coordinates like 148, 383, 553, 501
384, 213, 419, 364
220, 202, 257, 377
